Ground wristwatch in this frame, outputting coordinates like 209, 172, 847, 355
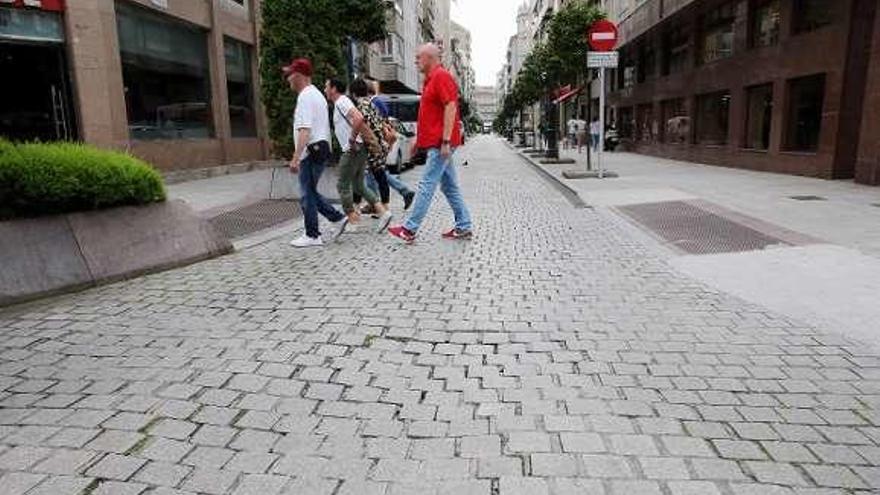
442, 139, 451, 145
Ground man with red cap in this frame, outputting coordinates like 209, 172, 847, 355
283, 58, 347, 248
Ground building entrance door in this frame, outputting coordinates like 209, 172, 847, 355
0, 41, 75, 142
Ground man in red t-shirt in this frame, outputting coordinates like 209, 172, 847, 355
388, 43, 473, 243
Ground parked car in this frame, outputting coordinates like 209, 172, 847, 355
378, 94, 426, 166
386, 118, 415, 175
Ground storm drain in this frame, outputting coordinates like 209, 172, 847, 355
209, 200, 300, 240
789, 195, 827, 201
617, 201, 790, 255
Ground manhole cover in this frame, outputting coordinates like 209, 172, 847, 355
617, 201, 789, 255
789, 195, 827, 201
209, 200, 301, 240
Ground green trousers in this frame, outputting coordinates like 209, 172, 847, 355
337, 147, 378, 214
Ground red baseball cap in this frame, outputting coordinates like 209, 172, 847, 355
282, 58, 312, 77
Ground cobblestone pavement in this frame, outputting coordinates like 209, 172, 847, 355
1, 137, 879, 495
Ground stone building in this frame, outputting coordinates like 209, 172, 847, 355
0, 0, 267, 173
607, 0, 880, 185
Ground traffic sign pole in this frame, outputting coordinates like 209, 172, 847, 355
599, 67, 605, 179
586, 19, 619, 180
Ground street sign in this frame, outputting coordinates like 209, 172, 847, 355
587, 51, 619, 68
588, 20, 618, 52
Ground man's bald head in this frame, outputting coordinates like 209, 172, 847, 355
416, 43, 442, 75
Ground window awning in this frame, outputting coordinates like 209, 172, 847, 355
553, 86, 582, 105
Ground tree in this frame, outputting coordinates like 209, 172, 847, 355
259, 0, 388, 157
496, 1, 605, 130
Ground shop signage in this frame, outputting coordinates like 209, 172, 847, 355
0, 0, 65, 12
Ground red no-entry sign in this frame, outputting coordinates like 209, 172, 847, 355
588, 20, 619, 52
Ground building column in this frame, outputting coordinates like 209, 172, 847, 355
855, 0, 880, 185
208, 0, 231, 162
834, 0, 877, 180
250, 0, 270, 159
65, 0, 128, 148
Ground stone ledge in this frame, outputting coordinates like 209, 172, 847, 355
0, 201, 232, 307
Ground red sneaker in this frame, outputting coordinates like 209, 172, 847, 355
388, 225, 416, 244
441, 228, 473, 240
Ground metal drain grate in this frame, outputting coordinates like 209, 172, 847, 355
618, 201, 789, 255
872, 203, 880, 208
209, 200, 301, 240
789, 195, 827, 201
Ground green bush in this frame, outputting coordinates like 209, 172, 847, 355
0, 140, 166, 220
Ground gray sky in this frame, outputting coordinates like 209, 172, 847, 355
452, 0, 525, 87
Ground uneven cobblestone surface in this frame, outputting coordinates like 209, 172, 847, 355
1, 137, 879, 494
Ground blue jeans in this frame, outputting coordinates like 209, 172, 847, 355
366, 169, 413, 198
299, 152, 344, 239
404, 148, 472, 233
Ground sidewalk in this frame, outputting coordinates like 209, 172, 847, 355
554, 148, 880, 257
167, 164, 339, 218
536, 147, 880, 347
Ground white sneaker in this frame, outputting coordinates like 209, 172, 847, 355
376, 211, 393, 233
290, 234, 323, 248
326, 218, 348, 243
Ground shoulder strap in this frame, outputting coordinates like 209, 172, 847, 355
335, 100, 354, 129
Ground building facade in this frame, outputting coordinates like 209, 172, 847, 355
450, 20, 475, 104
474, 86, 498, 126
607, 0, 880, 185
0, 0, 268, 172
367, 0, 421, 94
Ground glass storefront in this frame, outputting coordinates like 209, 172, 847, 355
224, 37, 257, 138
116, 1, 213, 140
0, 6, 76, 142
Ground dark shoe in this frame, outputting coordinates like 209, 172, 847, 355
388, 225, 416, 244
441, 228, 473, 240
403, 192, 415, 210
360, 204, 375, 215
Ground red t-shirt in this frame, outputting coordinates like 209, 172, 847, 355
416, 66, 462, 149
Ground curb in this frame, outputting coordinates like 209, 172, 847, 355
503, 140, 590, 209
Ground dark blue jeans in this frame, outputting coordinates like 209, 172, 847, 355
299, 151, 344, 239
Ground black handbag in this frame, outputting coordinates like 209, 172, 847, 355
306, 140, 330, 162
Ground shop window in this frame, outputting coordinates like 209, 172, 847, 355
744, 84, 773, 150
618, 106, 634, 139
785, 74, 825, 152
698, 2, 735, 65
636, 104, 656, 143
661, 98, 688, 144
116, 2, 213, 140
636, 41, 656, 84
793, 0, 833, 34
750, 0, 780, 48
695, 91, 731, 145
225, 38, 257, 138
662, 24, 690, 76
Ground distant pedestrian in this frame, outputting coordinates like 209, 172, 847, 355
283, 58, 347, 248
590, 116, 601, 152
324, 78, 392, 233
566, 118, 578, 150
388, 43, 472, 243
576, 118, 588, 154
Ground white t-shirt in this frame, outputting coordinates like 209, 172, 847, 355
294, 84, 331, 159
332, 95, 361, 153
590, 120, 601, 135
567, 119, 578, 135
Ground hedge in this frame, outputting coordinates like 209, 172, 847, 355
0, 140, 166, 220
